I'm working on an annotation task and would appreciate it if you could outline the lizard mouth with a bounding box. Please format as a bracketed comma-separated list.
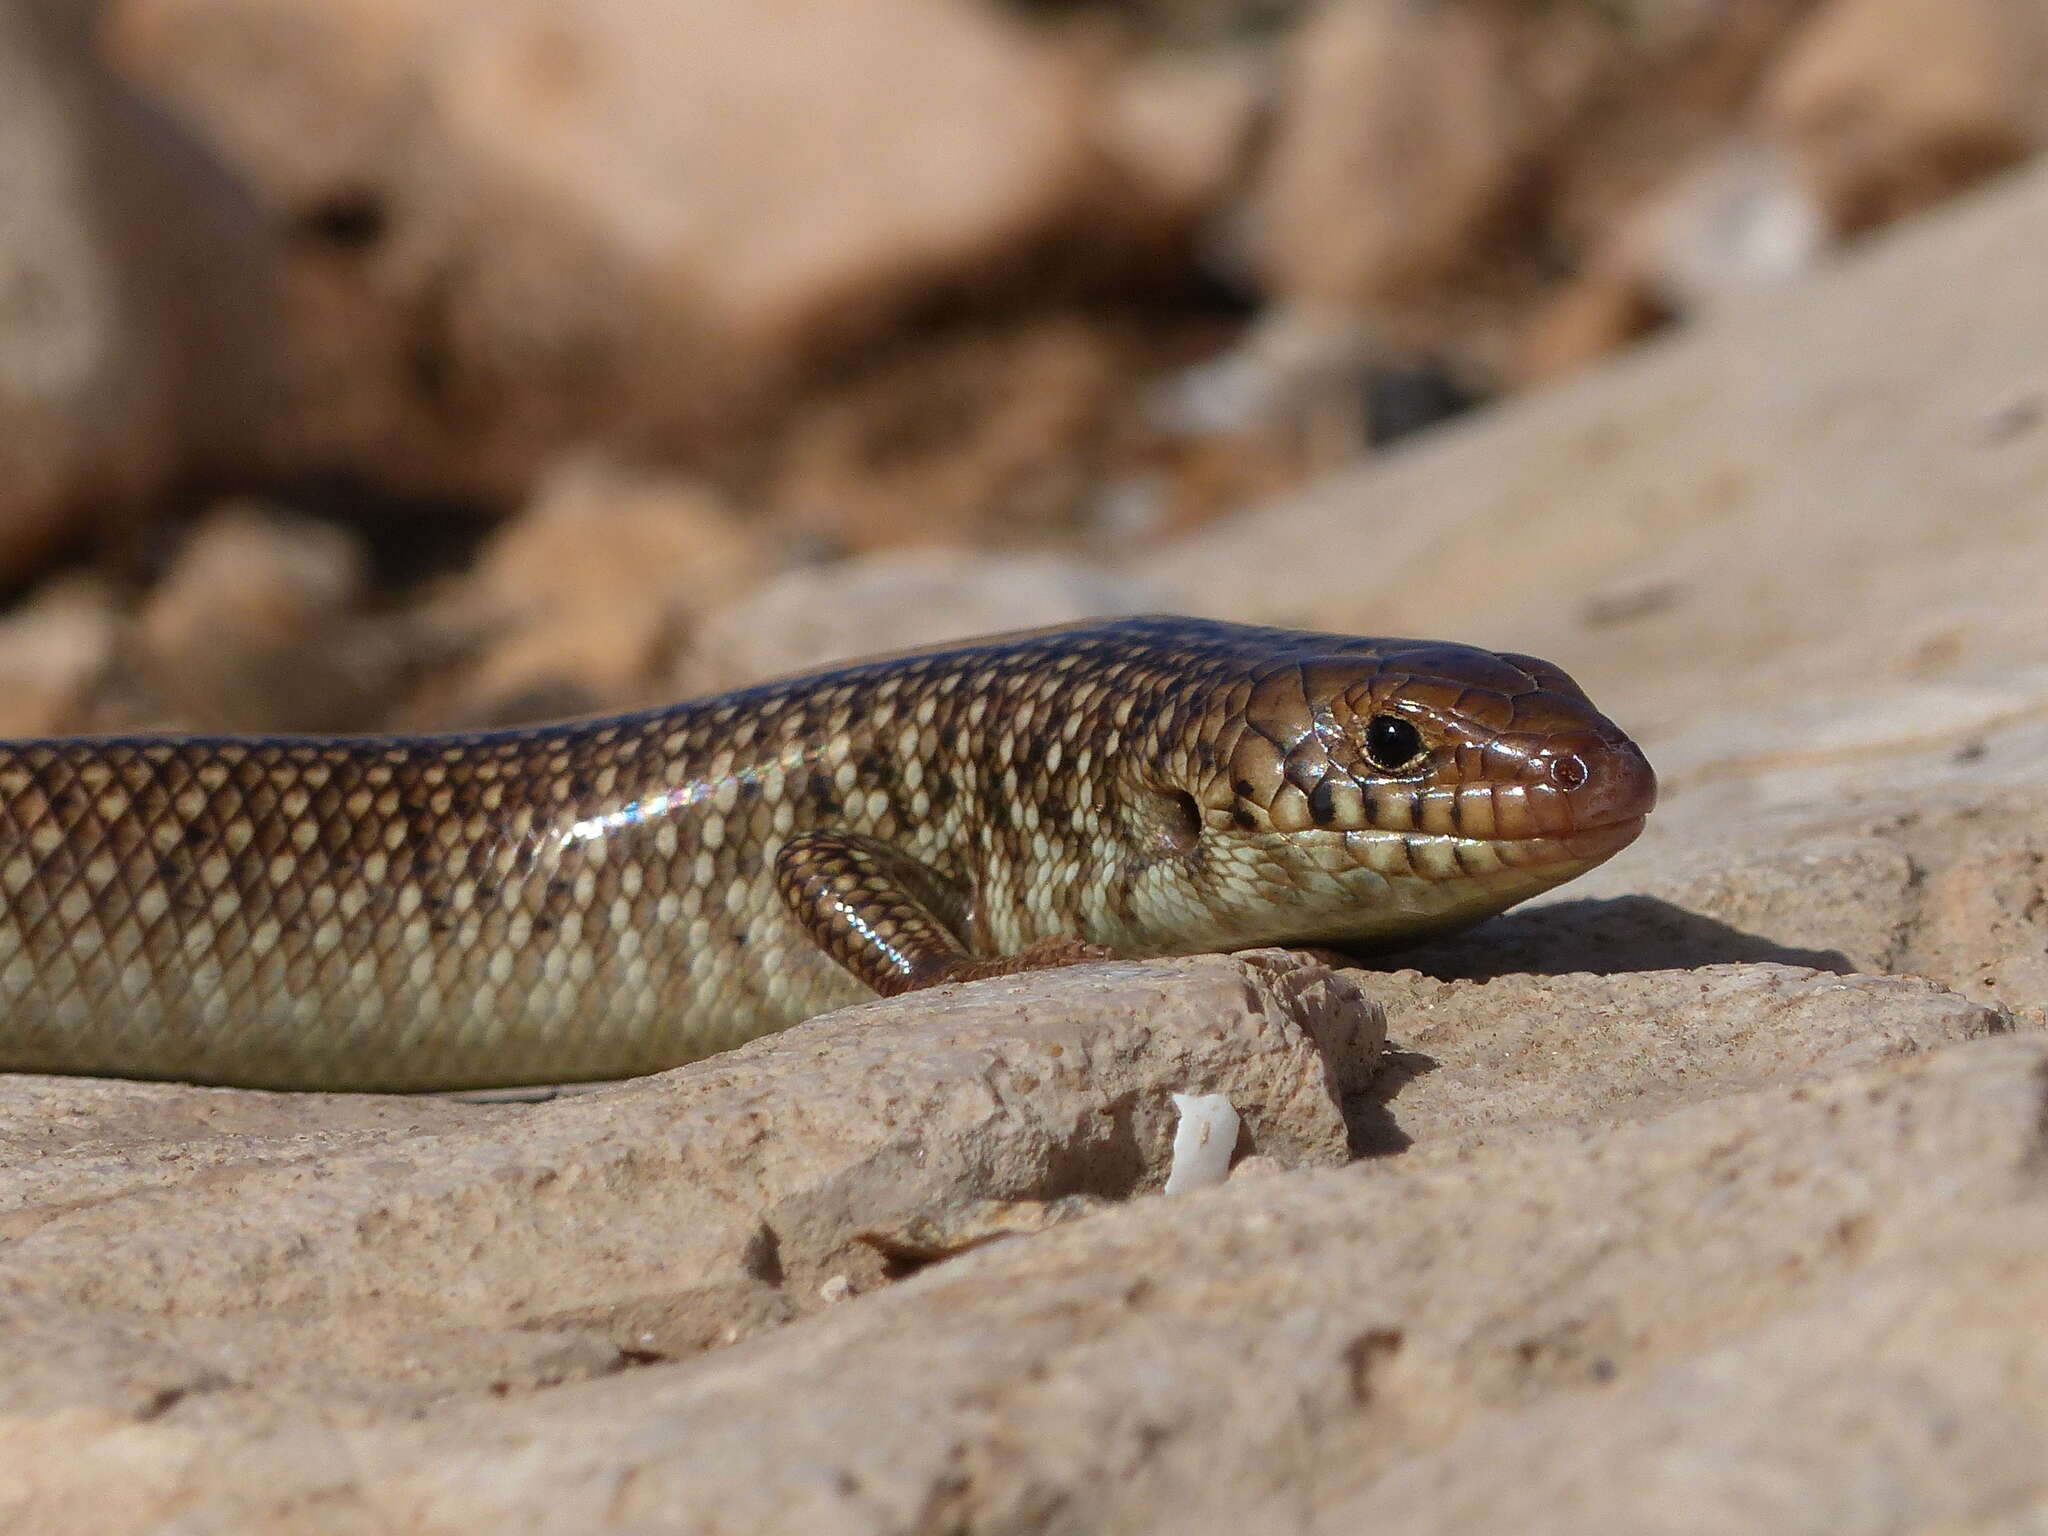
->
[1557, 813, 1650, 863]
[1339, 739, 1659, 859]
[1486, 738, 1657, 864]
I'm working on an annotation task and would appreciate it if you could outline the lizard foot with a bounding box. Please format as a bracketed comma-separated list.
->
[929, 937, 1121, 988]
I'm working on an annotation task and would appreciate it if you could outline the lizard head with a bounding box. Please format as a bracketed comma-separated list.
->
[1148, 637, 1657, 952]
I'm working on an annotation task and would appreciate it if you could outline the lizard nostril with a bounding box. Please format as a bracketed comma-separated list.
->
[1555, 741, 1659, 832]
[1549, 753, 1589, 791]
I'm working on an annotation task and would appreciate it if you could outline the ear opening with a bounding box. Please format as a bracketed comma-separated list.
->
[1158, 789, 1203, 858]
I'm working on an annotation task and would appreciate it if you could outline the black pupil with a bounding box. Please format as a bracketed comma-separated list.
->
[1365, 714, 1423, 770]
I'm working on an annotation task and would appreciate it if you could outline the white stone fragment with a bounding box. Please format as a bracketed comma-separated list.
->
[1164, 1093, 1240, 1194]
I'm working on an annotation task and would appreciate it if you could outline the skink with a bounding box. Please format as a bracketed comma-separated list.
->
[0, 617, 1655, 1089]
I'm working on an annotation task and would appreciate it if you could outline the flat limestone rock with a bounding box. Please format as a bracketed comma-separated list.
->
[1354, 963, 2009, 1152]
[1356, 1211, 2048, 1534]
[31, 1028, 2040, 1534]
[1404, 780, 2048, 1032]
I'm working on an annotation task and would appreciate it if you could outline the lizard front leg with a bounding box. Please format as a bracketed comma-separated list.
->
[773, 830, 1115, 997]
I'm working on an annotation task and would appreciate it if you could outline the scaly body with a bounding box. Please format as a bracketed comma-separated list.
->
[0, 618, 1654, 1089]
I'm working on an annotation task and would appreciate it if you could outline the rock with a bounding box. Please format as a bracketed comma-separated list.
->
[680, 547, 1171, 693]
[108, 0, 1097, 499]
[364, 1037, 2048, 1534]
[418, 459, 769, 726]
[1254, 0, 1531, 309]
[432, 0, 1088, 350]
[1352, 965, 2006, 1153]
[1761, 0, 2048, 234]
[1245, 0, 1833, 380]
[0, 2, 274, 586]
[1407, 781, 2048, 1035]
[1092, 46, 1266, 231]
[1352, 1216, 2048, 1532]
[0, 574, 124, 737]
[19, 1027, 2039, 1532]
[131, 500, 392, 732]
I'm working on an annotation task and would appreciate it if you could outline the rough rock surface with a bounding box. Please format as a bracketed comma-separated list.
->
[10, 148, 2048, 1536]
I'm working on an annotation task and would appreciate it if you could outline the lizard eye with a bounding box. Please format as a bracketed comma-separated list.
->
[1363, 714, 1425, 772]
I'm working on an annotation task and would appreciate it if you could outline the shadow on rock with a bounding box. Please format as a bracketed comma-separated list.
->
[1343, 1049, 1437, 1158]
[1378, 896, 1856, 983]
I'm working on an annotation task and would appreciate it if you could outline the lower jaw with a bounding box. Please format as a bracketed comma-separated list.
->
[1352, 822, 1646, 945]
[1556, 816, 1649, 863]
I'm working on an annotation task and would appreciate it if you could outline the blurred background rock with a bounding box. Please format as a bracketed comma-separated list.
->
[1, 0, 2043, 732]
